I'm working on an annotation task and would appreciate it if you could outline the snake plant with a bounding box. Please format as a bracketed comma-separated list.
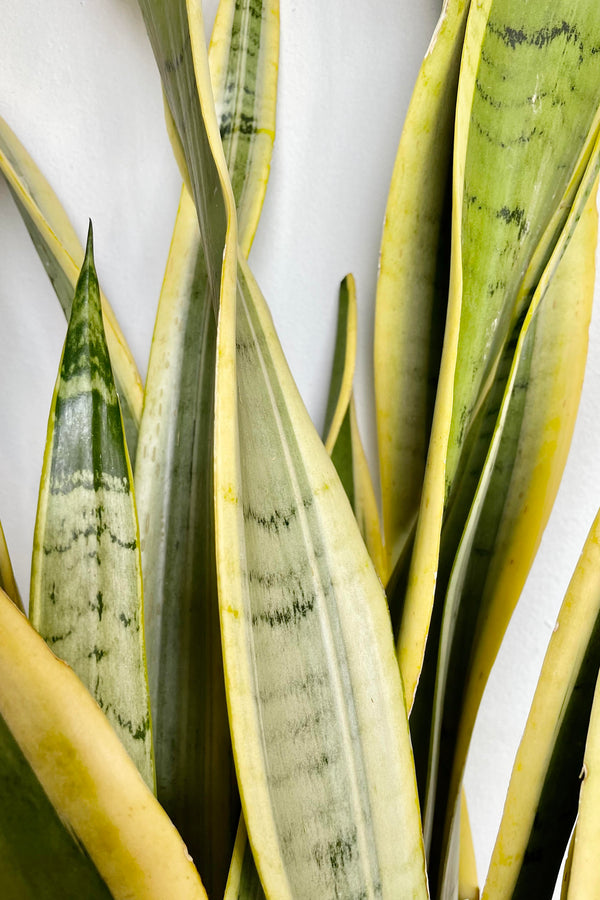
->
[1, 1, 600, 899]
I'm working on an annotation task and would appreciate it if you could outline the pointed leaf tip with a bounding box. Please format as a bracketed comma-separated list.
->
[84, 220, 94, 264]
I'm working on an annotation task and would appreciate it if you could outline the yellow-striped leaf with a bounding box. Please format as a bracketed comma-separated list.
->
[324, 275, 385, 581]
[0, 587, 206, 899]
[138, 1, 428, 895]
[399, 0, 600, 716]
[0, 116, 143, 460]
[483, 504, 600, 899]
[375, 0, 471, 581]
[134, 1, 279, 892]
[30, 226, 153, 790]
[0, 518, 22, 612]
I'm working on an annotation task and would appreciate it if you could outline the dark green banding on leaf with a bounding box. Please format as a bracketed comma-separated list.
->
[30, 224, 153, 791]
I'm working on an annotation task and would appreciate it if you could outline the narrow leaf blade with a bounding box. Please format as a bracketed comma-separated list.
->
[30, 227, 153, 789]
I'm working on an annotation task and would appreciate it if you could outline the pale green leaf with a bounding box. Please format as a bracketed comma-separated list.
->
[29, 226, 153, 790]
[210, 0, 279, 256]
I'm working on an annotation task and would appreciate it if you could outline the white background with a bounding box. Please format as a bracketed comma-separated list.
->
[1, 0, 599, 891]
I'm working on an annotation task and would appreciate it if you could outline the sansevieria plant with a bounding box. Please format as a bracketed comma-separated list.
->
[1, 1, 600, 899]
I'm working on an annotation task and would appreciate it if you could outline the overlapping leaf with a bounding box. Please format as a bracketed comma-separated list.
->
[375, 0, 471, 584]
[425, 175, 600, 898]
[399, 0, 600, 715]
[134, 0, 278, 892]
[483, 502, 600, 899]
[137, 1, 429, 895]
[324, 275, 385, 581]
[0, 587, 207, 899]
[0, 116, 142, 460]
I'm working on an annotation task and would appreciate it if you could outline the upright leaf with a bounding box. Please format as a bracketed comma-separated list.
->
[30, 226, 153, 789]
[483, 504, 600, 900]
[324, 275, 385, 581]
[135, 0, 279, 893]
[375, 0, 471, 581]
[399, 0, 600, 713]
[426, 173, 600, 897]
[565, 672, 600, 900]
[220, 257, 429, 898]
[139, 2, 428, 895]
[0, 518, 22, 611]
[210, 0, 279, 256]
[0, 116, 143, 460]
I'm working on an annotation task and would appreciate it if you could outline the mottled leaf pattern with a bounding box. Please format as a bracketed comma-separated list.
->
[30, 227, 153, 789]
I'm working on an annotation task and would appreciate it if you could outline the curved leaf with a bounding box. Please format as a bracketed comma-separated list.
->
[399, 0, 600, 713]
[135, 0, 279, 892]
[482, 503, 600, 899]
[0, 587, 206, 899]
[429, 161, 600, 898]
[209, 0, 279, 256]
[375, 0, 471, 580]
[0, 115, 143, 460]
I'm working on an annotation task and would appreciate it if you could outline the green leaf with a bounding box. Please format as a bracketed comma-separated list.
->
[224, 819, 267, 900]
[0, 518, 23, 612]
[139, 2, 428, 894]
[218, 253, 428, 898]
[134, 1, 279, 893]
[0, 115, 143, 461]
[375, 0, 471, 581]
[136, 185, 237, 895]
[30, 225, 153, 790]
[399, 0, 600, 714]
[324, 275, 385, 581]
[483, 503, 600, 900]
[427, 161, 600, 899]
[0, 588, 207, 899]
[210, 0, 279, 257]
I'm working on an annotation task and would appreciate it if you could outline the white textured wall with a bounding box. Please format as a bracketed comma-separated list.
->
[0, 1, 598, 891]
